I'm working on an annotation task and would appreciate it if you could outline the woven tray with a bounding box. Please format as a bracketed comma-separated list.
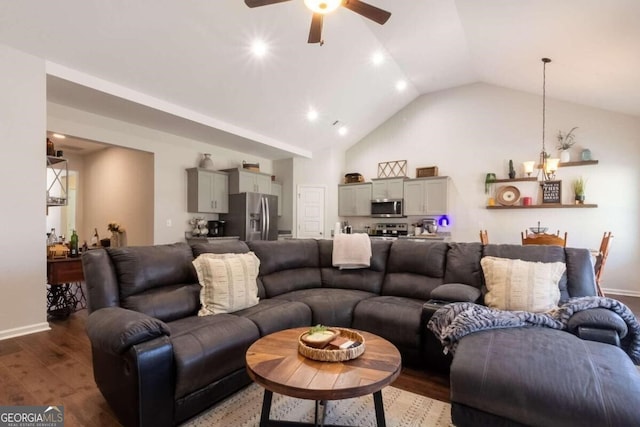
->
[298, 328, 365, 362]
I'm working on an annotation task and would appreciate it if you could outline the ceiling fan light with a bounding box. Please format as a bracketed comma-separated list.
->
[304, 0, 342, 14]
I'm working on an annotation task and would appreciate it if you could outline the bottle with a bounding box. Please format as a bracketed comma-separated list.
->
[70, 230, 79, 257]
[48, 228, 57, 245]
[91, 228, 99, 246]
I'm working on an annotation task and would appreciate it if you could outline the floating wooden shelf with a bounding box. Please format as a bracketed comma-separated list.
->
[487, 204, 598, 210]
[493, 177, 538, 183]
[536, 160, 599, 169]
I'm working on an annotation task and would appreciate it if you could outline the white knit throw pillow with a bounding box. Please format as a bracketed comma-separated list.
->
[481, 256, 565, 312]
[193, 252, 260, 315]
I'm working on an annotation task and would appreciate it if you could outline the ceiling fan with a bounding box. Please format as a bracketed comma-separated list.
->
[244, 0, 392, 44]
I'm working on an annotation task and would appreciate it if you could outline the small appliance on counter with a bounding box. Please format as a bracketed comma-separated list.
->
[422, 218, 438, 234]
[207, 220, 225, 237]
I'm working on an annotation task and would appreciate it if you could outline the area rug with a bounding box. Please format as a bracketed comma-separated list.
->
[182, 383, 452, 426]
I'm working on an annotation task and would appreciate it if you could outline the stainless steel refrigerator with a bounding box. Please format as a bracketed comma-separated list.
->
[221, 193, 278, 241]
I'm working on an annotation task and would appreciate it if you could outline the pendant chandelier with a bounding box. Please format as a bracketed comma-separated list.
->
[523, 58, 559, 182]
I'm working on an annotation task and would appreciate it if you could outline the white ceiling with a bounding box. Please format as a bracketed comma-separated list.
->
[2, 0, 639, 159]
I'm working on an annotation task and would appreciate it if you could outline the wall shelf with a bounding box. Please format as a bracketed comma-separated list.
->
[486, 204, 598, 210]
[493, 177, 538, 183]
[536, 160, 599, 169]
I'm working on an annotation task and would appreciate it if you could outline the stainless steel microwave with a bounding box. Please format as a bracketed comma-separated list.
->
[371, 199, 404, 218]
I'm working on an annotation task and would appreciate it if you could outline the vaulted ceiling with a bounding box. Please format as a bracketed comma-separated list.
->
[2, 0, 639, 159]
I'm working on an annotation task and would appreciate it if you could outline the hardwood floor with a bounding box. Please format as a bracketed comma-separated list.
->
[0, 310, 451, 426]
[1, 295, 637, 426]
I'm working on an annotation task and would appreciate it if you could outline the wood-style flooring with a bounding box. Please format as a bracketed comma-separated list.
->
[1, 294, 637, 427]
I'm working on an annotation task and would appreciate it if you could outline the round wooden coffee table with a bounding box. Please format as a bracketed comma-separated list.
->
[246, 327, 402, 427]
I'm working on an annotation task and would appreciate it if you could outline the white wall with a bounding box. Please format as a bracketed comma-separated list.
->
[346, 83, 640, 295]
[0, 44, 49, 338]
[47, 103, 273, 244]
[83, 146, 154, 246]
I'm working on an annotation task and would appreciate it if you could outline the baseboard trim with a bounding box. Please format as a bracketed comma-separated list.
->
[603, 288, 640, 298]
[0, 322, 50, 341]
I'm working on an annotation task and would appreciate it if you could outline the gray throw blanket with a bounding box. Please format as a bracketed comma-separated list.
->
[427, 296, 640, 364]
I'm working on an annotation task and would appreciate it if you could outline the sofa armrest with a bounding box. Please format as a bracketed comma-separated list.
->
[430, 283, 481, 303]
[566, 308, 628, 338]
[86, 307, 171, 355]
[576, 327, 621, 347]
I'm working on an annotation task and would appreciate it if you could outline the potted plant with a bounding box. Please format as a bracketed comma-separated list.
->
[557, 127, 578, 163]
[572, 176, 586, 204]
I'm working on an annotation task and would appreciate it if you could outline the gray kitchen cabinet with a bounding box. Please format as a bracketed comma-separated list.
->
[403, 177, 449, 216]
[271, 181, 282, 216]
[371, 178, 405, 200]
[338, 183, 372, 216]
[224, 168, 272, 194]
[186, 168, 229, 213]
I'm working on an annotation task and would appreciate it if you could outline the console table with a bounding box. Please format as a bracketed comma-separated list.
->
[47, 257, 86, 319]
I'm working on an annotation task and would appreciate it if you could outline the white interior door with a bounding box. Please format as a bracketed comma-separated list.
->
[296, 186, 325, 239]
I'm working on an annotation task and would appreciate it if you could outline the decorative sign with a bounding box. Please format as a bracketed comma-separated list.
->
[542, 180, 562, 204]
[377, 160, 407, 178]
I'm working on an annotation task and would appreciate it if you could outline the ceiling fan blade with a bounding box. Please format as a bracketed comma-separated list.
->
[342, 0, 391, 25]
[308, 13, 323, 44]
[244, 0, 293, 8]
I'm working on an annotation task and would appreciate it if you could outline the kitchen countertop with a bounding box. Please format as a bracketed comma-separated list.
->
[186, 236, 240, 242]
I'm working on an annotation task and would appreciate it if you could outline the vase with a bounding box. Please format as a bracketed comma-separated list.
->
[559, 149, 570, 163]
[110, 231, 120, 248]
[199, 153, 214, 169]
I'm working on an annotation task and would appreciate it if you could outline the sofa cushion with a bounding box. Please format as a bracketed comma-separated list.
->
[430, 283, 481, 303]
[481, 256, 565, 312]
[121, 283, 200, 322]
[248, 240, 321, 297]
[318, 239, 391, 293]
[450, 327, 640, 427]
[352, 296, 426, 350]
[168, 314, 259, 399]
[108, 242, 197, 299]
[273, 288, 375, 327]
[382, 241, 449, 299]
[232, 299, 312, 336]
[193, 252, 260, 315]
[190, 240, 250, 258]
[443, 242, 483, 289]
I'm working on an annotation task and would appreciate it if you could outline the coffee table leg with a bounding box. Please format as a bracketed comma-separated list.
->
[373, 391, 386, 427]
[260, 389, 273, 427]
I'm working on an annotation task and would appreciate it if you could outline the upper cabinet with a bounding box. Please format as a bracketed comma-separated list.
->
[270, 181, 282, 216]
[186, 168, 229, 213]
[224, 168, 272, 194]
[403, 177, 449, 216]
[371, 178, 405, 200]
[338, 183, 372, 216]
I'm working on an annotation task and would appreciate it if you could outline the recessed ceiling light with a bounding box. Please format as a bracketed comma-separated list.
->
[338, 126, 348, 136]
[307, 108, 319, 122]
[251, 39, 268, 57]
[395, 80, 408, 92]
[371, 51, 384, 66]
[52, 133, 66, 139]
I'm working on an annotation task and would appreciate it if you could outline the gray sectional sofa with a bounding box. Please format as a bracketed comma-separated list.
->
[82, 238, 639, 427]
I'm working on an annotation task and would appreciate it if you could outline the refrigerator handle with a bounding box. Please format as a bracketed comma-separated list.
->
[261, 196, 267, 240]
[265, 197, 270, 240]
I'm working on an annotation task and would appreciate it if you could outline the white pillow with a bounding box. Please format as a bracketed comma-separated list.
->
[193, 252, 260, 316]
[480, 256, 565, 313]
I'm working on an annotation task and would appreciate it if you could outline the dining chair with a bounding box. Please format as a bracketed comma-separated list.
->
[594, 232, 613, 297]
[521, 231, 568, 247]
[479, 230, 489, 245]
